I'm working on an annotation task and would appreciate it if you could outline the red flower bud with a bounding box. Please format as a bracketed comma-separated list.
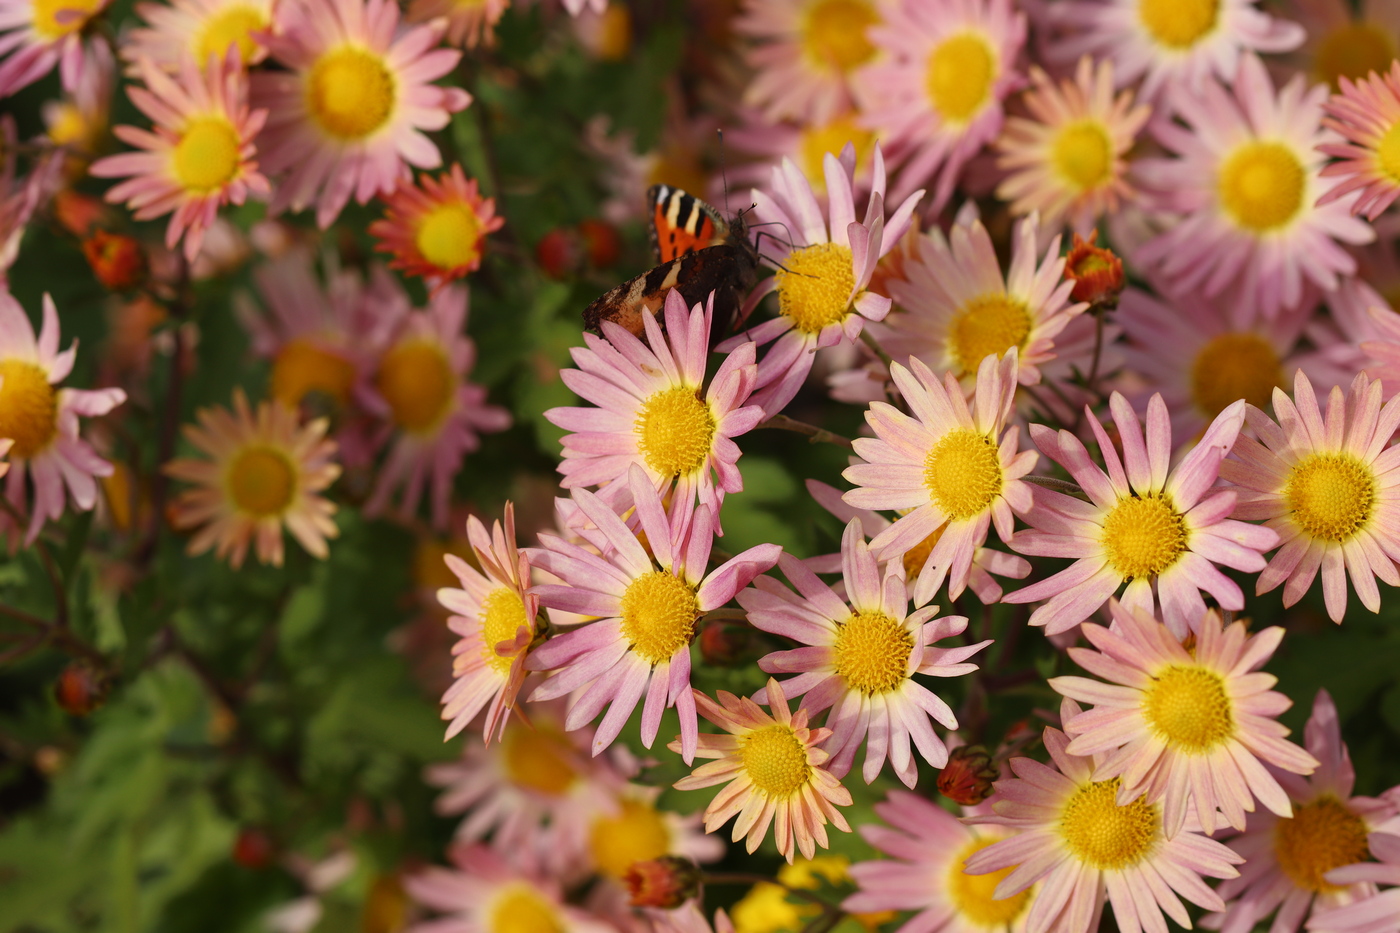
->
[699, 622, 751, 667]
[536, 227, 581, 280]
[232, 827, 275, 870]
[1063, 231, 1124, 308]
[83, 230, 148, 291]
[624, 856, 700, 909]
[937, 745, 998, 806]
[54, 661, 110, 716]
[578, 218, 621, 268]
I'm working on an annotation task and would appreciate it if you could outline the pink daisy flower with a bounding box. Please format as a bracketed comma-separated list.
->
[724, 108, 880, 201]
[527, 465, 781, 763]
[547, 289, 764, 526]
[1219, 369, 1400, 622]
[842, 350, 1037, 606]
[1004, 392, 1279, 637]
[1042, 0, 1302, 103]
[582, 783, 725, 883]
[1318, 63, 1400, 220]
[1278, 0, 1400, 92]
[91, 53, 270, 261]
[1307, 831, 1400, 933]
[719, 144, 922, 417]
[964, 698, 1245, 933]
[1134, 54, 1374, 321]
[1208, 689, 1398, 933]
[845, 789, 1033, 933]
[362, 283, 510, 529]
[369, 164, 504, 295]
[1050, 600, 1318, 839]
[437, 502, 540, 743]
[250, 0, 471, 227]
[121, 0, 276, 73]
[670, 677, 853, 863]
[740, 518, 990, 786]
[734, 0, 884, 125]
[995, 57, 1151, 235]
[854, 0, 1026, 208]
[404, 0, 506, 48]
[0, 291, 125, 544]
[0, 0, 109, 98]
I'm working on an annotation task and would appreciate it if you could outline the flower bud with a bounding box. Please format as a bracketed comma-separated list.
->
[699, 622, 751, 667]
[937, 744, 998, 806]
[83, 230, 148, 291]
[536, 227, 581, 280]
[578, 218, 621, 268]
[624, 856, 701, 909]
[1063, 231, 1124, 308]
[232, 827, 275, 870]
[54, 661, 110, 716]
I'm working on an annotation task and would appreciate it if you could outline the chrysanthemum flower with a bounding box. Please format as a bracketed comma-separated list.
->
[854, 0, 1025, 208]
[843, 351, 1036, 606]
[1219, 369, 1400, 622]
[995, 57, 1150, 235]
[165, 389, 340, 568]
[250, 0, 471, 228]
[670, 677, 853, 863]
[122, 0, 275, 72]
[741, 519, 989, 786]
[0, 291, 124, 543]
[362, 284, 510, 529]
[404, 0, 506, 48]
[1134, 54, 1374, 321]
[437, 503, 539, 743]
[734, 0, 884, 125]
[877, 213, 1086, 389]
[528, 466, 781, 763]
[91, 53, 269, 261]
[965, 698, 1244, 933]
[1279, 0, 1400, 91]
[845, 789, 1033, 933]
[369, 165, 502, 295]
[1004, 392, 1278, 636]
[1318, 63, 1400, 220]
[1307, 831, 1400, 933]
[548, 289, 764, 524]
[1050, 601, 1318, 838]
[719, 144, 922, 417]
[1208, 690, 1397, 933]
[0, 0, 109, 98]
[584, 784, 724, 882]
[725, 109, 879, 200]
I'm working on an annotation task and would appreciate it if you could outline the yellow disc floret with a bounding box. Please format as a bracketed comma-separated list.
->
[801, 0, 879, 73]
[776, 243, 856, 334]
[833, 610, 914, 695]
[1101, 493, 1188, 579]
[0, 360, 58, 459]
[306, 46, 396, 140]
[1059, 778, 1158, 870]
[489, 884, 565, 933]
[31, 0, 103, 40]
[589, 799, 672, 878]
[1138, 0, 1218, 48]
[1314, 22, 1398, 90]
[619, 570, 699, 665]
[1285, 453, 1376, 543]
[799, 116, 877, 192]
[1273, 796, 1371, 892]
[924, 429, 1004, 520]
[1052, 121, 1114, 192]
[926, 33, 994, 124]
[1189, 333, 1282, 417]
[173, 118, 242, 193]
[949, 838, 1033, 926]
[741, 724, 812, 798]
[478, 586, 530, 676]
[1218, 141, 1306, 233]
[271, 338, 357, 409]
[196, 4, 268, 64]
[501, 722, 577, 796]
[1143, 665, 1235, 752]
[415, 202, 484, 271]
[376, 339, 455, 434]
[227, 446, 296, 516]
[1378, 121, 1400, 185]
[948, 294, 1033, 375]
[634, 386, 715, 478]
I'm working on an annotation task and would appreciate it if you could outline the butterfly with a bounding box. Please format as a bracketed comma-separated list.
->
[582, 184, 760, 340]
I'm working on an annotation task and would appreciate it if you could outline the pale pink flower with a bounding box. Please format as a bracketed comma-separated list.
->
[964, 698, 1245, 933]
[724, 107, 880, 201]
[1050, 601, 1318, 838]
[670, 677, 853, 863]
[121, 0, 276, 73]
[251, 0, 471, 227]
[1307, 831, 1400, 933]
[527, 466, 781, 763]
[91, 53, 270, 261]
[1004, 393, 1278, 637]
[405, 0, 507, 47]
[0, 291, 125, 544]
[1318, 63, 1400, 219]
[1219, 369, 1400, 622]
[1278, 0, 1400, 92]
[1209, 690, 1397, 933]
[0, 0, 109, 98]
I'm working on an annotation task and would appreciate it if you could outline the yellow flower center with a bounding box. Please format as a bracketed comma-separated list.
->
[832, 610, 914, 695]
[414, 202, 484, 272]
[1060, 778, 1158, 870]
[489, 884, 565, 933]
[376, 339, 455, 434]
[926, 33, 994, 124]
[924, 429, 1004, 521]
[270, 338, 357, 409]
[619, 570, 699, 665]
[1052, 120, 1113, 191]
[306, 46, 396, 141]
[1378, 121, 1400, 185]
[0, 360, 58, 459]
[195, 4, 267, 64]
[776, 243, 856, 335]
[634, 385, 715, 478]
[741, 724, 812, 798]
[501, 722, 578, 796]
[1285, 453, 1377, 543]
[901, 525, 947, 579]
[1100, 493, 1188, 579]
[588, 799, 672, 879]
[948, 294, 1033, 375]
[1138, 0, 1218, 48]
[172, 118, 242, 193]
[478, 586, 530, 676]
[227, 446, 296, 517]
[801, 0, 879, 72]
[1273, 796, 1371, 893]
[1314, 22, 1398, 90]
[949, 838, 1033, 926]
[1142, 665, 1234, 752]
[1189, 333, 1282, 418]
[799, 116, 877, 194]
[31, 0, 102, 40]
[732, 882, 816, 933]
[1217, 141, 1306, 233]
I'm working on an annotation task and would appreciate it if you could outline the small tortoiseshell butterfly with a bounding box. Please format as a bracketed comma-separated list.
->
[583, 184, 760, 339]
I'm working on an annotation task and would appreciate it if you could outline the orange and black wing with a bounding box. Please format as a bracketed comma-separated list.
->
[648, 184, 730, 263]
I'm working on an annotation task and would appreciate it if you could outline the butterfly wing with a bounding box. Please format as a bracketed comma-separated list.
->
[583, 241, 759, 340]
[648, 184, 731, 262]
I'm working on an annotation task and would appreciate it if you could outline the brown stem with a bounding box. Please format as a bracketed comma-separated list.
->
[859, 328, 894, 370]
[757, 415, 854, 449]
[1022, 474, 1090, 502]
[0, 603, 49, 630]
